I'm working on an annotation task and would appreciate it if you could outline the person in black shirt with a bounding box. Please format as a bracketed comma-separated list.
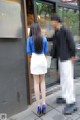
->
[51, 13, 77, 115]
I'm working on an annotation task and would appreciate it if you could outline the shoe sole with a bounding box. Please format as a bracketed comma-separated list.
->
[56, 101, 66, 104]
[37, 113, 42, 117]
[42, 110, 46, 115]
[56, 98, 66, 104]
[37, 111, 42, 117]
[63, 107, 78, 115]
[42, 112, 46, 115]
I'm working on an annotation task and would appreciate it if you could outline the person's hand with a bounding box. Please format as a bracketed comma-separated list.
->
[71, 56, 77, 62]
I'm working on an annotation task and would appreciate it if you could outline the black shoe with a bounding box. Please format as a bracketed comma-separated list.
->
[56, 97, 66, 104]
[42, 104, 46, 114]
[63, 102, 78, 115]
[37, 106, 41, 117]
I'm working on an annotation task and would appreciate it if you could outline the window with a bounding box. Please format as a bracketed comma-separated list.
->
[64, 8, 79, 41]
[58, 6, 80, 78]
[36, 1, 55, 38]
[58, 6, 80, 44]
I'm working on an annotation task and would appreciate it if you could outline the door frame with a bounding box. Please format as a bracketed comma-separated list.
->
[25, 0, 57, 104]
[21, 0, 32, 105]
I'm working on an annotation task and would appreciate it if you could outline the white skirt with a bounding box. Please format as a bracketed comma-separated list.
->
[30, 53, 47, 75]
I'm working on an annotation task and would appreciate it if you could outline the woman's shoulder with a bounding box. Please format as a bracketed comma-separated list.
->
[27, 36, 33, 41]
[42, 36, 47, 42]
[27, 37, 33, 44]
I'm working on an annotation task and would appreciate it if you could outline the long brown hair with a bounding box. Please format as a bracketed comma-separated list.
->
[30, 23, 43, 54]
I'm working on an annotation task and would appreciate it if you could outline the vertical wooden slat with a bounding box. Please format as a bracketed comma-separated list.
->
[23, 0, 32, 104]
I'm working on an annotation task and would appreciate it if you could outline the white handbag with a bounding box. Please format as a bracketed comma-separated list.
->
[46, 56, 52, 68]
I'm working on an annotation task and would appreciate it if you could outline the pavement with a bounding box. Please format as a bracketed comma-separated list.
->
[8, 79, 80, 120]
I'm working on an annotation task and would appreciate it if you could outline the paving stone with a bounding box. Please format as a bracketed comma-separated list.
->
[8, 110, 33, 120]
[76, 97, 80, 106]
[75, 84, 80, 96]
[22, 117, 34, 120]
[22, 113, 39, 120]
[8, 81, 80, 120]
[55, 104, 65, 113]
[46, 98, 58, 109]
[76, 96, 80, 101]
[31, 103, 52, 117]
[75, 107, 80, 115]
[41, 109, 67, 120]
[65, 113, 80, 120]
[36, 118, 42, 120]
[46, 91, 62, 109]
[65, 118, 73, 120]
[8, 118, 17, 120]
[76, 117, 80, 120]
[11, 113, 38, 120]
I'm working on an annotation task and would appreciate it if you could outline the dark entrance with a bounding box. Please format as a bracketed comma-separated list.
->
[26, 0, 59, 103]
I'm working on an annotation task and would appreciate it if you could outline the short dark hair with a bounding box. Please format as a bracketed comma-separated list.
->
[51, 13, 62, 23]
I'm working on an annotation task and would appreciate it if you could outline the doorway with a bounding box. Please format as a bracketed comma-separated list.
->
[26, 0, 59, 103]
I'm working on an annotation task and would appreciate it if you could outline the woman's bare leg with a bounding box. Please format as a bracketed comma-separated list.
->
[40, 74, 46, 105]
[33, 75, 40, 106]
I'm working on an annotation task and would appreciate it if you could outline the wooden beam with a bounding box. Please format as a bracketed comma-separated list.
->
[23, 0, 32, 105]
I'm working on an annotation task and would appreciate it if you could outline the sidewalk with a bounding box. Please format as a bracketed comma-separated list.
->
[8, 79, 80, 120]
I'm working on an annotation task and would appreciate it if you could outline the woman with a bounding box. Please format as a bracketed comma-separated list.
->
[26, 22, 48, 115]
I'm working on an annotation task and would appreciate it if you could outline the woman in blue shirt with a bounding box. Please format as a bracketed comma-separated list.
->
[26, 23, 48, 116]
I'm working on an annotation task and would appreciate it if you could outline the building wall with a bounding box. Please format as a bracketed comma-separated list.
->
[0, 0, 28, 117]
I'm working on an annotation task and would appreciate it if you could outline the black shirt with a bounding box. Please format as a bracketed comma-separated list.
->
[49, 26, 76, 61]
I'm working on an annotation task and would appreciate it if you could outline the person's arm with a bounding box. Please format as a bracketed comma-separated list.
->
[47, 37, 53, 42]
[47, 35, 55, 42]
[44, 37, 48, 54]
[26, 37, 32, 55]
[65, 29, 76, 61]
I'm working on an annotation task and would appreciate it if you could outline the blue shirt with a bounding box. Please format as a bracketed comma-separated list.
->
[26, 36, 48, 55]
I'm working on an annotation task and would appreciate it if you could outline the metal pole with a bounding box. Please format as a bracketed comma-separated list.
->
[33, 0, 37, 22]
